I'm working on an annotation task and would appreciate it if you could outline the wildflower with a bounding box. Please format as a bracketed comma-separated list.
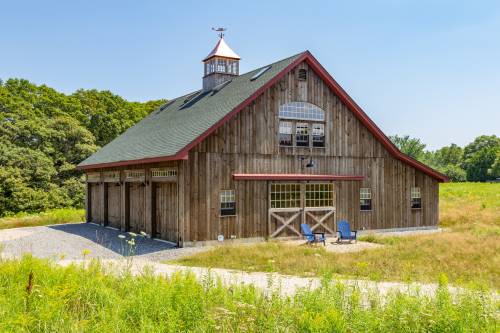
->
[82, 249, 91, 258]
[140, 231, 147, 237]
[128, 232, 137, 237]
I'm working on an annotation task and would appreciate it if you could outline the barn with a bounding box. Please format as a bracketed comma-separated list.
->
[77, 36, 447, 246]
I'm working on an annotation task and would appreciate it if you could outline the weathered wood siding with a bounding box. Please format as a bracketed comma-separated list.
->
[154, 182, 178, 242]
[85, 60, 439, 245]
[179, 61, 439, 242]
[107, 183, 121, 229]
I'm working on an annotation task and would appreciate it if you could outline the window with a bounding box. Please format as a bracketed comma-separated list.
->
[360, 188, 372, 211]
[270, 183, 301, 208]
[151, 168, 177, 178]
[216, 59, 226, 72]
[251, 65, 271, 80]
[312, 123, 325, 147]
[125, 170, 145, 181]
[103, 171, 120, 182]
[279, 121, 293, 146]
[220, 190, 236, 216]
[305, 183, 334, 207]
[279, 102, 325, 121]
[278, 102, 326, 148]
[411, 187, 421, 209]
[295, 123, 309, 147]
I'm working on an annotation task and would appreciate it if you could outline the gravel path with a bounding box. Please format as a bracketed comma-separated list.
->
[0, 223, 207, 261]
[57, 258, 464, 299]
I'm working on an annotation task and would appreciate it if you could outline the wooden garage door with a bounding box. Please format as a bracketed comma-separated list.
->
[155, 182, 178, 243]
[107, 183, 121, 229]
[129, 183, 146, 233]
[89, 183, 101, 224]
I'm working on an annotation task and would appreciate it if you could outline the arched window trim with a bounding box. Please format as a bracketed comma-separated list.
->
[278, 102, 326, 149]
[278, 102, 325, 121]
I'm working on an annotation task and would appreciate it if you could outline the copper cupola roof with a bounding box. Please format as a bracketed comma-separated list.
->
[203, 37, 241, 62]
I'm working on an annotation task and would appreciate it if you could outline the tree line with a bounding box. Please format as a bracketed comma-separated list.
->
[390, 135, 499, 182]
[0, 78, 498, 217]
[0, 78, 164, 217]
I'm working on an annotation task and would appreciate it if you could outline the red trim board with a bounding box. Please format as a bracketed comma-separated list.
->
[233, 174, 364, 181]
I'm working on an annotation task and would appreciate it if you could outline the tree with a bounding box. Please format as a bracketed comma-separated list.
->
[389, 135, 426, 160]
[0, 78, 164, 216]
[462, 135, 500, 181]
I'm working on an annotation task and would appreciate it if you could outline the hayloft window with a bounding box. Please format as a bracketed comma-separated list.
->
[312, 123, 325, 147]
[360, 188, 372, 211]
[220, 190, 236, 216]
[278, 102, 326, 148]
[295, 123, 309, 147]
[411, 187, 422, 209]
[279, 121, 293, 146]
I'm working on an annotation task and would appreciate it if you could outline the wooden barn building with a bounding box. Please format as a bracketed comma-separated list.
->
[78, 36, 447, 246]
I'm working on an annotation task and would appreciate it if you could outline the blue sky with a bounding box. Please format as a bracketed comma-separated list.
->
[1, 0, 499, 149]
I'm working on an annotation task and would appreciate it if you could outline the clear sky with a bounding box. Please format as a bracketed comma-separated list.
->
[1, 0, 499, 149]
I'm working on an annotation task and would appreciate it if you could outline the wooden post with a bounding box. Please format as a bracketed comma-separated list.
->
[102, 182, 108, 226]
[85, 182, 91, 223]
[144, 167, 154, 236]
[121, 177, 130, 232]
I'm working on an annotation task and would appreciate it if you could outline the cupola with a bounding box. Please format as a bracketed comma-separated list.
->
[202, 28, 240, 91]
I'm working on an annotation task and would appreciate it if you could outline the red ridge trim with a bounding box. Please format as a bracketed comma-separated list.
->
[233, 174, 364, 181]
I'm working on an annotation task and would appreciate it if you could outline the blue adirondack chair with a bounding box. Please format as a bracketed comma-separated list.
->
[301, 223, 326, 246]
[337, 220, 357, 243]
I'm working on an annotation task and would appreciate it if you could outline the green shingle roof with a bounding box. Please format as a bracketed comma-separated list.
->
[78, 52, 304, 168]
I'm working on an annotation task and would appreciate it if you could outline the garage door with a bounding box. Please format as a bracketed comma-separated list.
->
[107, 183, 121, 229]
[89, 183, 101, 224]
[154, 182, 178, 243]
[129, 183, 146, 233]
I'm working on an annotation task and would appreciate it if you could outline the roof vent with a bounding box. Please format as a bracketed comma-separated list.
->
[298, 69, 307, 81]
[250, 66, 271, 81]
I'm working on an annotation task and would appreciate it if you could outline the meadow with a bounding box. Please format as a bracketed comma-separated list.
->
[176, 183, 500, 289]
[0, 256, 497, 332]
[0, 208, 84, 230]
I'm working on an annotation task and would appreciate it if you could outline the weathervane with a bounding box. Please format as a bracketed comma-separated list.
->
[212, 27, 227, 38]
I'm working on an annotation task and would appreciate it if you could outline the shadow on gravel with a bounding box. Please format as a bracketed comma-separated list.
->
[49, 223, 176, 256]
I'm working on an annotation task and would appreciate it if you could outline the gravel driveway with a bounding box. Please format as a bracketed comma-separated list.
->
[0, 223, 207, 261]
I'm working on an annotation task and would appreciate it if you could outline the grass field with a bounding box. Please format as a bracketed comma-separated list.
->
[176, 183, 500, 289]
[0, 208, 85, 230]
[0, 256, 497, 332]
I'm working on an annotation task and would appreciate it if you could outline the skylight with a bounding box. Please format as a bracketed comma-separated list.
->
[250, 66, 271, 81]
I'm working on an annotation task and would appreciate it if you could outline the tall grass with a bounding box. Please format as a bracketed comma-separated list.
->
[177, 183, 500, 288]
[0, 208, 84, 230]
[0, 256, 497, 332]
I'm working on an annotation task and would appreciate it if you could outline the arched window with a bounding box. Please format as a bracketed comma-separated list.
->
[278, 102, 325, 148]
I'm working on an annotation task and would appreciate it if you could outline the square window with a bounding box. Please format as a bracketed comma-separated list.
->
[220, 190, 236, 216]
[360, 188, 372, 211]
[411, 187, 421, 209]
